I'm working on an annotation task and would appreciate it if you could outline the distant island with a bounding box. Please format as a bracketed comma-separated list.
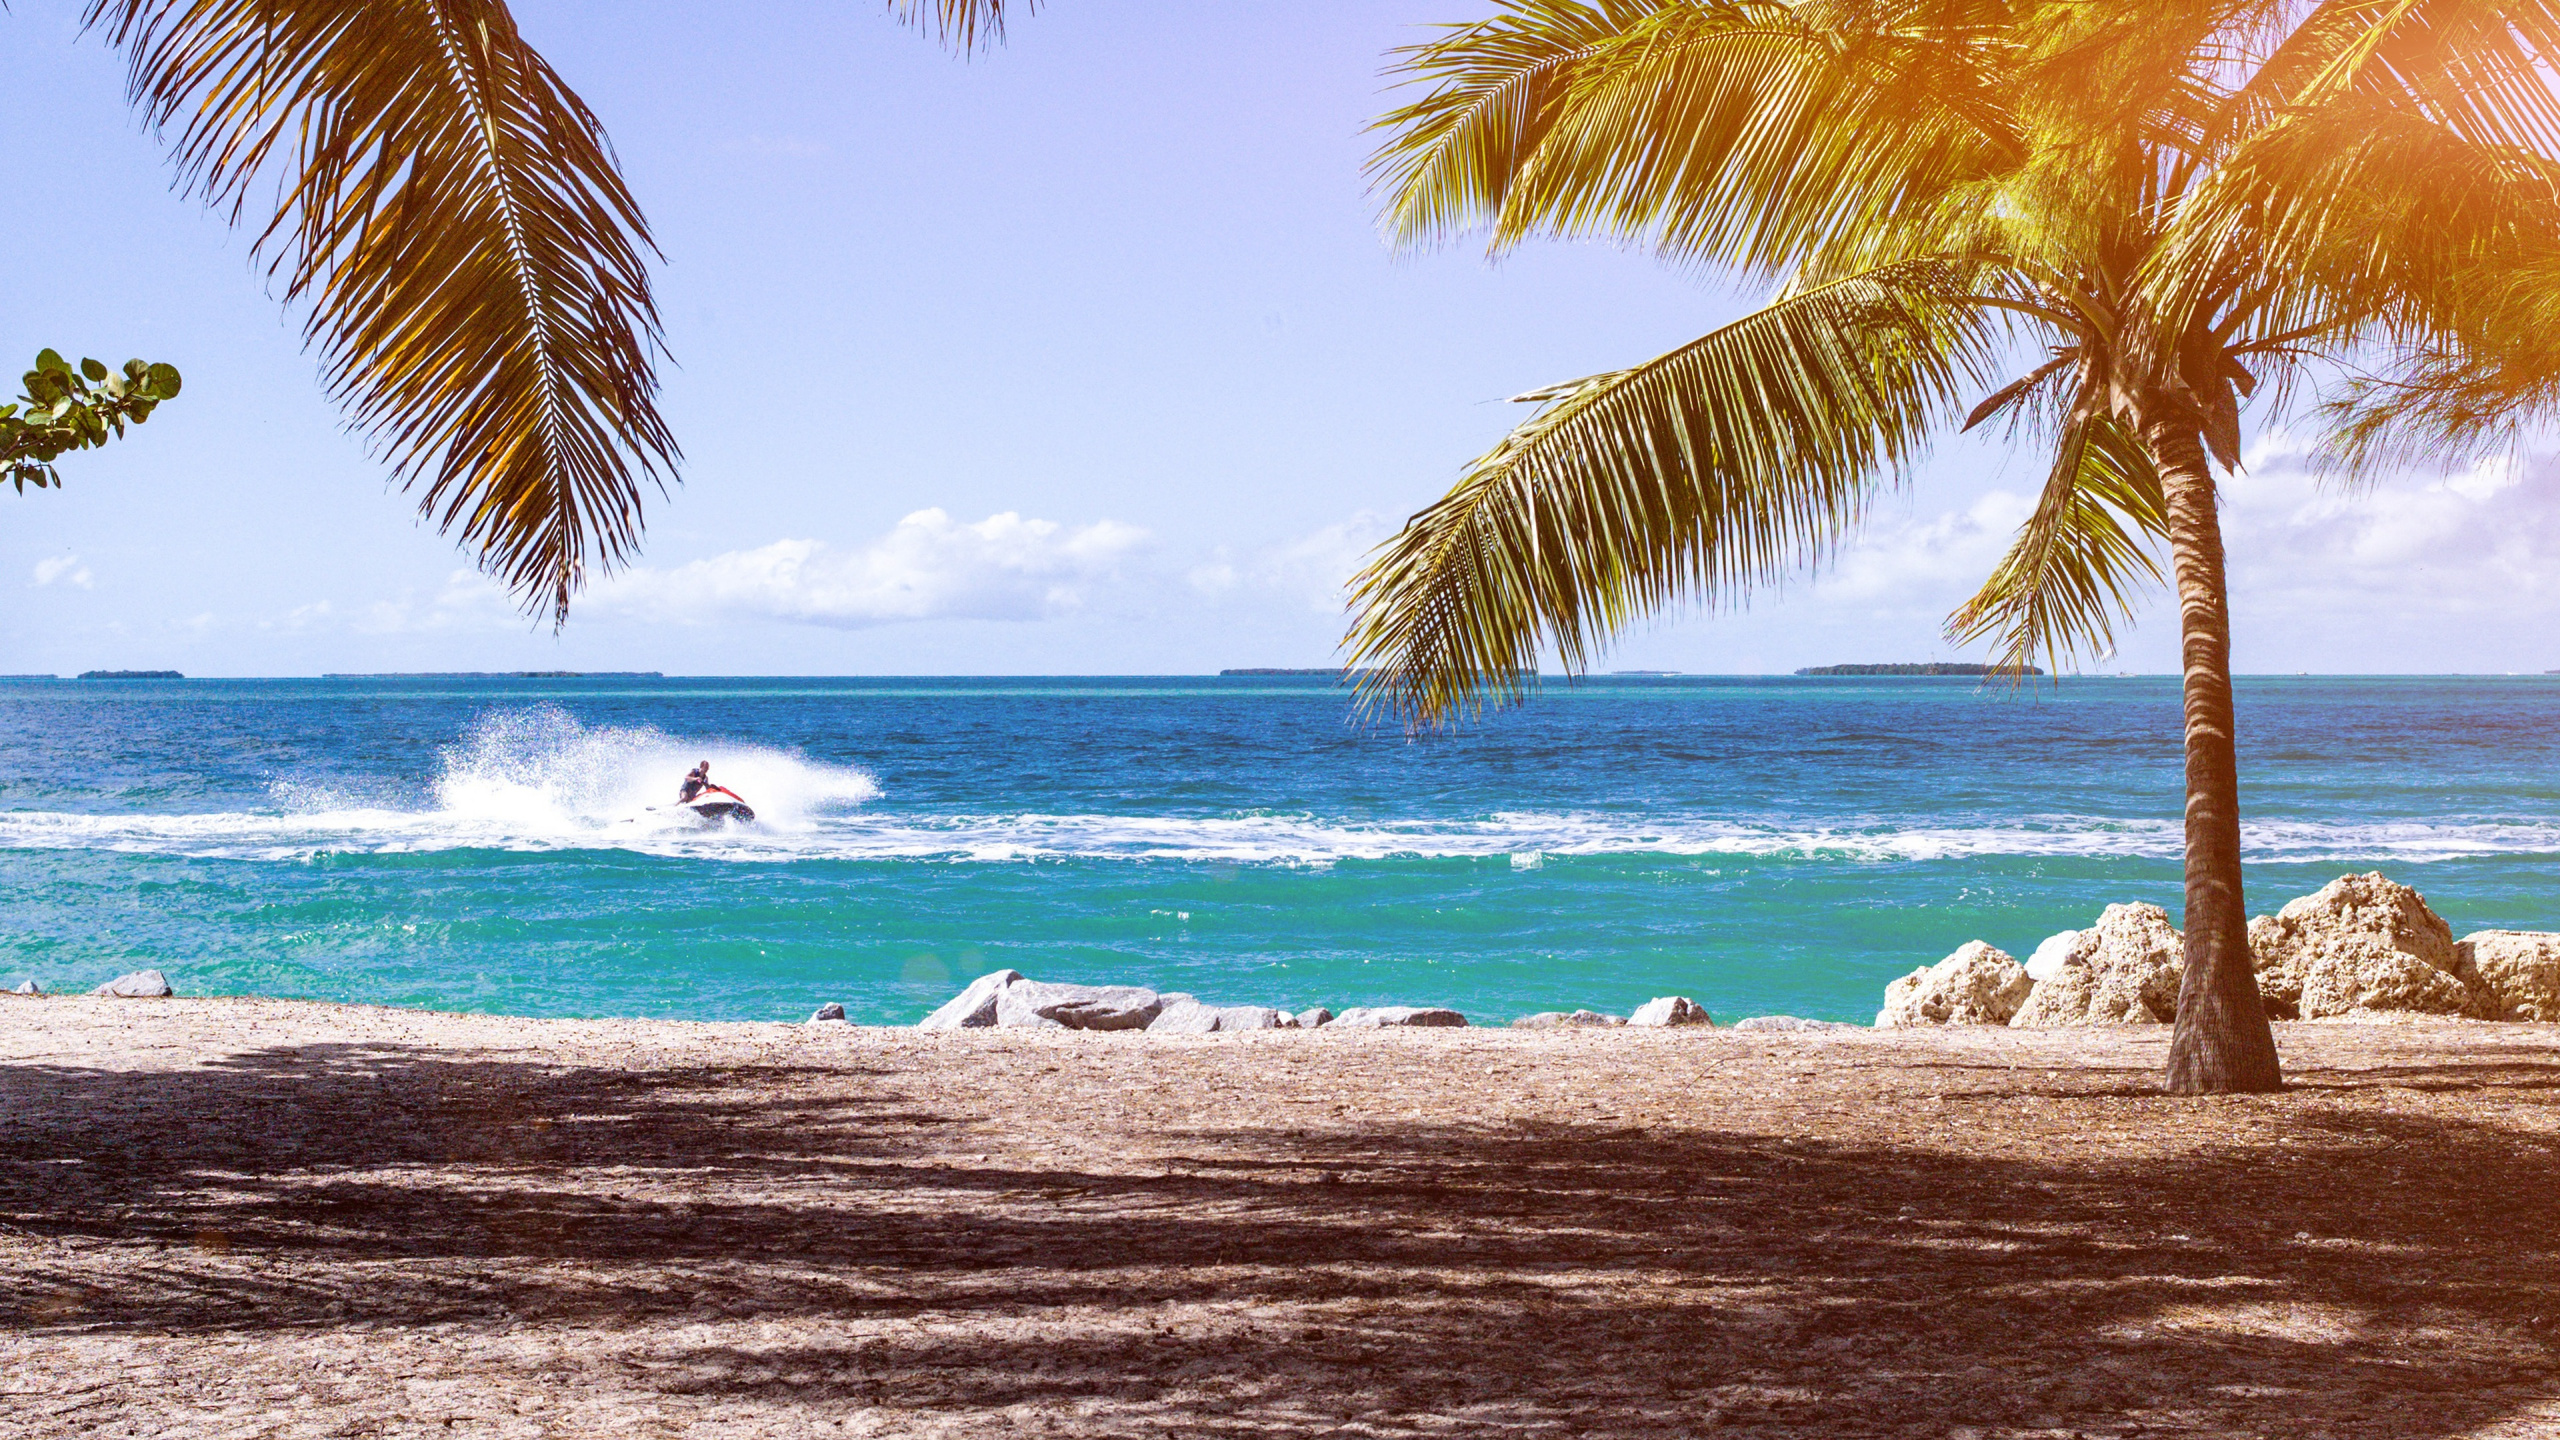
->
[1219, 668, 1352, 677]
[79, 670, 183, 680]
[320, 671, 665, 680]
[1795, 663, 2042, 677]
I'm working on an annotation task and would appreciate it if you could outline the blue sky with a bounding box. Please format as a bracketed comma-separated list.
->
[9, 0, 2557, 676]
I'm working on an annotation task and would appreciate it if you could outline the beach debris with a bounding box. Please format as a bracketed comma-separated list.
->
[2010, 907, 2181, 1027]
[1512, 1009, 1626, 1029]
[1329, 1006, 1468, 1029]
[1295, 1007, 1333, 1029]
[1149, 1000, 1294, 1033]
[8, 979, 40, 996]
[1877, 942, 2032, 1027]
[808, 1002, 849, 1025]
[1731, 1015, 1862, 1032]
[1628, 996, 1713, 1027]
[2249, 873, 2483, 1020]
[88, 969, 173, 999]
[2457, 931, 2560, 1022]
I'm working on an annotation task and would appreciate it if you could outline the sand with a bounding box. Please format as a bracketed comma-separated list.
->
[4, 997, 2558, 1438]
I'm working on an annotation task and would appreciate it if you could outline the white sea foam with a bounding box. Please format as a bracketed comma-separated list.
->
[3, 704, 2553, 864]
[3, 800, 2559, 866]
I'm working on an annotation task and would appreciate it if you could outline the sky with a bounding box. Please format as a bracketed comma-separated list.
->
[8, 0, 2558, 677]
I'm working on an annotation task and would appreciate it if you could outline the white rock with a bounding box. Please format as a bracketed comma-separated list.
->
[993, 980, 1166, 1031]
[1294, 1007, 1333, 1029]
[2010, 906, 2182, 1027]
[808, 1002, 847, 1024]
[917, 969, 1025, 1030]
[1148, 998, 1223, 1033]
[2024, 930, 2083, 982]
[1511, 1010, 1627, 1029]
[1731, 1015, 1862, 1033]
[2458, 931, 2560, 1022]
[1329, 1006, 1468, 1029]
[8, 980, 39, 997]
[89, 969, 173, 999]
[2247, 873, 2482, 1020]
[1877, 942, 2031, 1026]
[1147, 1000, 1292, 1033]
[1628, 996, 1713, 1027]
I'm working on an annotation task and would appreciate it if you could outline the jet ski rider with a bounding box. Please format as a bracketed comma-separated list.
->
[677, 761, 711, 804]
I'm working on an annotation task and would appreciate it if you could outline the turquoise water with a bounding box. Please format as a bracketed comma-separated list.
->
[3, 675, 2556, 1024]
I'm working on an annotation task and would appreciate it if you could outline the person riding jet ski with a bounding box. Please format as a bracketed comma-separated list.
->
[675, 761, 754, 823]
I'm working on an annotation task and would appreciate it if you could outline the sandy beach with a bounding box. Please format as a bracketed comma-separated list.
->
[1, 999, 2555, 1438]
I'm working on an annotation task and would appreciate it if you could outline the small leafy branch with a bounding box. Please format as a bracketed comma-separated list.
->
[2, 350, 183, 494]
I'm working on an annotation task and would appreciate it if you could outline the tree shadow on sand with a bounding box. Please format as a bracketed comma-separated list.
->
[4, 1039, 2558, 1437]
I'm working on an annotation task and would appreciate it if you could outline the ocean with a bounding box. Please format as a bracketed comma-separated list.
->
[3, 674, 2555, 1025]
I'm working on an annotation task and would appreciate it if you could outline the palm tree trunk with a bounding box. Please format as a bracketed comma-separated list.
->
[2139, 406, 2283, 1094]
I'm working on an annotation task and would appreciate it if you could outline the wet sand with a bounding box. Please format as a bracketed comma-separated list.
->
[4, 997, 2558, 1438]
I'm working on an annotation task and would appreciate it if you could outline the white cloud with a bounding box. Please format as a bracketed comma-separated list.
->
[1813, 491, 2036, 608]
[597, 509, 1150, 628]
[2217, 437, 2560, 620]
[32, 555, 92, 590]
[1190, 511, 1396, 613]
[353, 571, 522, 636]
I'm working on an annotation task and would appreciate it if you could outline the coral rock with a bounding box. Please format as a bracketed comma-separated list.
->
[2458, 931, 2560, 1022]
[1878, 942, 2032, 1026]
[2010, 906, 2182, 1028]
[89, 969, 174, 999]
[1627, 996, 1713, 1027]
[2247, 873, 2484, 1020]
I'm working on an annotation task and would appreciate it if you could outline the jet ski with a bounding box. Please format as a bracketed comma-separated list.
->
[688, 797, 756, 824]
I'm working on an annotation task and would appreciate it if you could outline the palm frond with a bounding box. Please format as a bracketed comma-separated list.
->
[1369, 0, 1657, 249]
[88, 0, 675, 623]
[2276, 0, 2560, 155]
[2155, 90, 2560, 395]
[1946, 406, 2167, 673]
[1371, 0, 2020, 274]
[1345, 258, 2004, 726]
[887, 0, 1033, 54]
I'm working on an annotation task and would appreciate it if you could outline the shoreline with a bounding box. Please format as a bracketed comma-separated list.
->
[15, 988, 2548, 1034]
[7, 997, 2559, 1436]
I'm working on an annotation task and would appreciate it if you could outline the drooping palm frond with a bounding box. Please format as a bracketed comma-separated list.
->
[2154, 91, 2560, 426]
[1371, 0, 2020, 273]
[87, 0, 674, 624]
[888, 0, 1034, 54]
[2316, 239, 2560, 469]
[1946, 406, 2167, 673]
[1345, 259, 2004, 725]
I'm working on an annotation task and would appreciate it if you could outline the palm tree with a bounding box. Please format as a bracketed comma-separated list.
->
[45, 0, 1029, 621]
[1345, 0, 2560, 1093]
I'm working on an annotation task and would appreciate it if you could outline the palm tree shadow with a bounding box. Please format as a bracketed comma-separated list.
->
[4, 1039, 2556, 1437]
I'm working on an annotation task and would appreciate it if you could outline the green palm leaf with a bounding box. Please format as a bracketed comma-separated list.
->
[1946, 407, 2166, 674]
[89, 0, 674, 624]
[1373, 0, 2019, 274]
[1345, 258, 2003, 725]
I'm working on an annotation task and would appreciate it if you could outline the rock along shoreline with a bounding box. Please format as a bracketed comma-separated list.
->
[17, 872, 2556, 1036]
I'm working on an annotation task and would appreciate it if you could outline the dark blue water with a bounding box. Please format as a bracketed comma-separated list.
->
[2, 675, 2554, 1024]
